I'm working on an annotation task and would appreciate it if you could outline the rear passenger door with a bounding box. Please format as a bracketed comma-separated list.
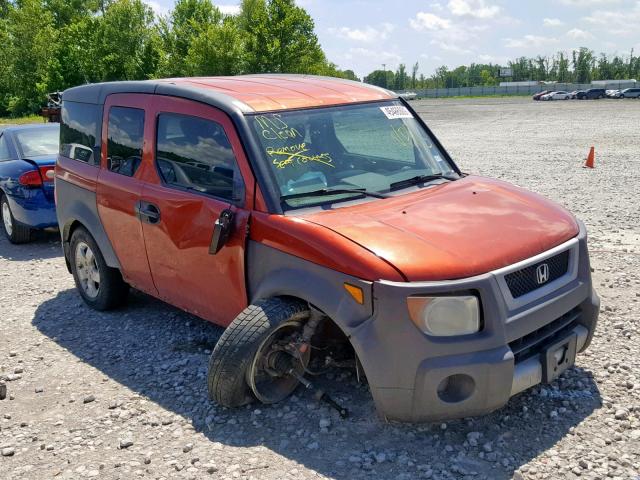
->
[140, 97, 254, 326]
[96, 94, 157, 295]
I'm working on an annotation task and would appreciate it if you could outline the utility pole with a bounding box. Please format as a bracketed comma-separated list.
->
[382, 64, 387, 88]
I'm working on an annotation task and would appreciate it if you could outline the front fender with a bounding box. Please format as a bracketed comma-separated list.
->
[247, 241, 373, 331]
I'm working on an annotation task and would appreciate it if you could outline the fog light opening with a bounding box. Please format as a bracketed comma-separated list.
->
[437, 374, 475, 403]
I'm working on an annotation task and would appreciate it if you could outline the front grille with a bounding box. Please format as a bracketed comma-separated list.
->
[504, 250, 570, 298]
[509, 308, 580, 363]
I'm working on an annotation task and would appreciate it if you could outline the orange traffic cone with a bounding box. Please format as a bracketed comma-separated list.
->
[583, 147, 595, 168]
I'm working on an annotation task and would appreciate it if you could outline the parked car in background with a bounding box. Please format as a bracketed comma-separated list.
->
[541, 91, 571, 101]
[0, 124, 59, 243]
[532, 90, 551, 100]
[569, 90, 580, 99]
[576, 89, 606, 100]
[605, 89, 619, 98]
[611, 88, 640, 99]
[56, 76, 599, 423]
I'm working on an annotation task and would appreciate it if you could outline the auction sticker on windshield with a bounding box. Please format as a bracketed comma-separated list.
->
[380, 105, 413, 119]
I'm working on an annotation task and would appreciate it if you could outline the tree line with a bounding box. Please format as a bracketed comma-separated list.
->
[2, 0, 639, 116]
[0, 0, 358, 116]
[364, 48, 640, 91]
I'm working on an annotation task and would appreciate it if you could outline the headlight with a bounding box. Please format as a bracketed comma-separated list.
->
[407, 296, 480, 336]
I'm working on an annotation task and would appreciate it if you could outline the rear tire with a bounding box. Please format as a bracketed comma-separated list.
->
[1, 194, 31, 244]
[208, 298, 309, 408]
[69, 226, 128, 310]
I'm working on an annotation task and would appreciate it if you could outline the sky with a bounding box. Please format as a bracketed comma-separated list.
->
[151, 0, 640, 78]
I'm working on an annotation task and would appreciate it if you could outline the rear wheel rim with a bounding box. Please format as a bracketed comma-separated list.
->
[75, 241, 100, 298]
[2, 201, 12, 236]
[248, 319, 310, 404]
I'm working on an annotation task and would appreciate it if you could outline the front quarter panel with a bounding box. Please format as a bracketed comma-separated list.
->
[248, 240, 373, 329]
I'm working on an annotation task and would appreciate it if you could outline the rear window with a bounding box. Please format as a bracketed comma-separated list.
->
[60, 101, 101, 164]
[15, 126, 59, 157]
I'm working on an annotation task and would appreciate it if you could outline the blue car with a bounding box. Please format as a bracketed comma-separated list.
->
[0, 123, 59, 243]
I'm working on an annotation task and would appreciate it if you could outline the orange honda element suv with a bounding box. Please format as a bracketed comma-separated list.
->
[56, 75, 599, 422]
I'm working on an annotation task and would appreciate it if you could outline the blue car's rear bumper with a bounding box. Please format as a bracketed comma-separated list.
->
[6, 191, 58, 229]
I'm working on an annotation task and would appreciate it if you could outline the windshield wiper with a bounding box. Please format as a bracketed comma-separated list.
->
[280, 187, 389, 202]
[389, 173, 458, 191]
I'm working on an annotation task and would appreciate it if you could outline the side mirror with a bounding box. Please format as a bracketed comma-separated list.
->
[209, 208, 235, 255]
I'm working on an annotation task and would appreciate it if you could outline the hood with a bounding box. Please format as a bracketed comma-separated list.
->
[301, 176, 579, 281]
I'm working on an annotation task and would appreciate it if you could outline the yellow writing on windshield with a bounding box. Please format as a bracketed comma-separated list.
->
[255, 115, 301, 140]
[266, 143, 334, 169]
[391, 123, 412, 147]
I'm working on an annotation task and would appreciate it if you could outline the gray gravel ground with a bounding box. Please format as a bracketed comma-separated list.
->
[1, 97, 639, 480]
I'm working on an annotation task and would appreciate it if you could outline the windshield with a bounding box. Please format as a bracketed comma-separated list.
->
[15, 126, 60, 157]
[249, 100, 457, 209]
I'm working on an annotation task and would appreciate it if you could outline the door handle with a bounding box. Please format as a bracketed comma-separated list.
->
[135, 201, 161, 224]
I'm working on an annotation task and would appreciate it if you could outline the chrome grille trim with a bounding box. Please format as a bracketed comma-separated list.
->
[493, 237, 580, 312]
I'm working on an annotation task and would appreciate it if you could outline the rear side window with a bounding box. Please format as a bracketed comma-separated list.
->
[155, 113, 242, 201]
[60, 101, 101, 164]
[107, 107, 145, 177]
[0, 134, 10, 161]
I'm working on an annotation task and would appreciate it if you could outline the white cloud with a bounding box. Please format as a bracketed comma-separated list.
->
[566, 28, 594, 40]
[430, 39, 473, 54]
[477, 53, 509, 63]
[504, 34, 559, 49]
[559, 0, 621, 5]
[217, 4, 241, 15]
[543, 18, 565, 27]
[346, 48, 402, 64]
[328, 23, 395, 43]
[409, 12, 451, 31]
[420, 53, 443, 62]
[583, 5, 640, 36]
[447, 0, 501, 19]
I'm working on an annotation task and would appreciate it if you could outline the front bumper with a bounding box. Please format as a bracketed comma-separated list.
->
[348, 221, 599, 422]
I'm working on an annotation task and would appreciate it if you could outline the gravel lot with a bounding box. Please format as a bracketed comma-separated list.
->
[1, 97, 639, 480]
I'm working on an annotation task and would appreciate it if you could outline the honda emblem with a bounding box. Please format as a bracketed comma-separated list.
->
[536, 263, 550, 284]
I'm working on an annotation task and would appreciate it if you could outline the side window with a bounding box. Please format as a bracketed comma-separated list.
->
[107, 107, 145, 177]
[0, 134, 10, 161]
[60, 101, 101, 164]
[155, 113, 242, 201]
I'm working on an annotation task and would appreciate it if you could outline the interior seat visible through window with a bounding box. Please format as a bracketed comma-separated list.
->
[155, 113, 240, 201]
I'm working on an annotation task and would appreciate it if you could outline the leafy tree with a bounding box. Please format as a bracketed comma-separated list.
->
[184, 18, 245, 75]
[43, 0, 98, 28]
[337, 69, 359, 81]
[159, 0, 223, 77]
[364, 69, 394, 88]
[95, 0, 162, 81]
[394, 64, 408, 90]
[239, 0, 328, 74]
[411, 62, 419, 89]
[4, 0, 57, 114]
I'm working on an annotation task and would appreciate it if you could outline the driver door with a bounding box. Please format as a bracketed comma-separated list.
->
[139, 97, 254, 326]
